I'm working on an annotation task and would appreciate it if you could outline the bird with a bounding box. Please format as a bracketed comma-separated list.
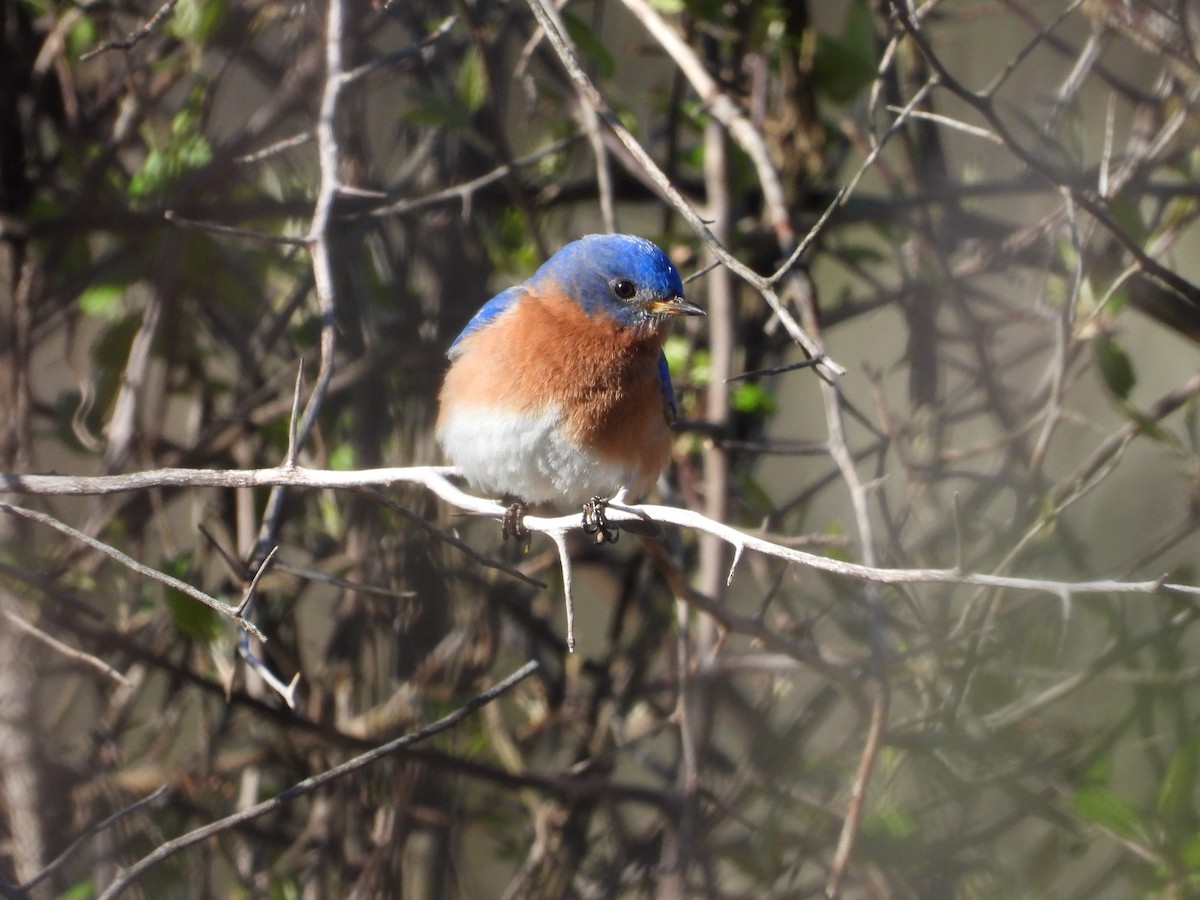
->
[436, 233, 705, 543]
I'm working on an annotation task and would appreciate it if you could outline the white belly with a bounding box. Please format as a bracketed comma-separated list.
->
[436, 406, 632, 507]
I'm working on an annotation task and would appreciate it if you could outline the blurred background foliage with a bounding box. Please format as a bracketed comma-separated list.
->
[3, 0, 1200, 897]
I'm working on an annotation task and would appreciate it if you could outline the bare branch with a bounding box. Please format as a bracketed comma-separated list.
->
[0, 501, 265, 640]
[341, 15, 457, 83]
[234, 131, 313, 165]
[523, 0, 844, 377]
[370, 135, 581, 219]
[95, 660, 540, 900]
[826, 677, 888, 897]
[616, 0, 792, 245]
[19, 786, 169, 892]
[163, 210, 309, 247]
[235, 545, 277, 617]
[3, 468, 1195, 603]
[79, 0, 182, 61]
[890, 0, 1200, 309]
[2, 609, 131, 686]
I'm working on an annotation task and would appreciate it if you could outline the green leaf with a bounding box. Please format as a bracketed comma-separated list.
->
[168, 0, 228, 46]
[562, 13, 616, 77]
[129, 147, 169, 198]
[865, 805, 919, 840]
[731, 382, 778, 416]
[1178, 830, 1200, 870]
[1157, 735, 1200, 830]
[1071, 785, 1144, 841]
[1110, 198, 1150, 246]
[79, 283, 126, 319]
[129, 98, 213, 199]
[457, 46, 487, 114]
[686, 346, 711, 387]
[162, 553, 223, 642]
[67, 14, 98, 57]
[268, 876, 302, 900]
[329, 443, 356, 471]
[129, 134, 212, 198]
[1094, 335, 1136, 400]
[57, 880, 96, 900]
[402, 88, 470, 129]
[662, 334, 690, 371]
[813, 4, 877, 104]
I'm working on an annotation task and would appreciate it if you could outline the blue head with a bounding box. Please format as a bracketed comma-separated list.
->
[530, 234, 704, 330]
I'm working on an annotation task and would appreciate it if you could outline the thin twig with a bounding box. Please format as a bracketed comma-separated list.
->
[2, 610, 131, 686]
[163, 211, 309, 247]
[341, 15, 458, 83]
[235, 545, 277, 617]
[725, 355, 825, 382]
[524, 0, 843, 377]
[583, 100, 617, 233]
[548, 530, 575, 652]
[234, 131, 313, 165]
[79, 0, 182, 61]
[98, 662, 540, 900]
[883, 105, 1002, 143]
[616, 0, 793, 246]
[0, 501, 265, 640]
[196, 523, 244, 582]
[370, 135, 580, 219]
[825, 674, 889, 897]
[362, 486, 547, 590]
[95, 660, 540, 900]
[270, 557, 418, 599]
[890, 0, 1200, 309]
[20, 786, 169, 891]
[296, 0, 347, 447]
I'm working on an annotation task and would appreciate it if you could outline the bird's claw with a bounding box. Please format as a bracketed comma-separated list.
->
[502, 498, 531, 551]
[582, 496, 620, 544]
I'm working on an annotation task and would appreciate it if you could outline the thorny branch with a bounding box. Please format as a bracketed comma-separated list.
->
[3, 465, 1196, 651]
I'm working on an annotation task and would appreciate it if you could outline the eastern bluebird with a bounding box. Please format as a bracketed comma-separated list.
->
[436, 233, 705, 541]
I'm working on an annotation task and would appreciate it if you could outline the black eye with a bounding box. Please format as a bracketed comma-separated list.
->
[611, 279, 636, 299]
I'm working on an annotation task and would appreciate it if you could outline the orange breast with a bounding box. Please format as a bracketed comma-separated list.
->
[437, 284, 675, 497]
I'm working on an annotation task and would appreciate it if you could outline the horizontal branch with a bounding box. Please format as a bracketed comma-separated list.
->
[4, 465, 1193, 602]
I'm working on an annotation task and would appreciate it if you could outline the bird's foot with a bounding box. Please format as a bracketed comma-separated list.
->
[501, 497, 531, 551]
[582, 496, 620, 545]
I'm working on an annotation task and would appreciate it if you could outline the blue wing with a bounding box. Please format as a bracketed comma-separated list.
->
[447, 285, 525, 359]
[657, 351, 679, 423]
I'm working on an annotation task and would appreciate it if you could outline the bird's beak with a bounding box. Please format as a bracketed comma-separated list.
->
[645, 296, 707, 317]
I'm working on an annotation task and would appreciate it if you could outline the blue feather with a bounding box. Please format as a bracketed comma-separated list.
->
[657, 351, 678, 423]
[448, 234, 689, 355]
[446, 285, 524, 359]
[531, 234, 684, 325]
